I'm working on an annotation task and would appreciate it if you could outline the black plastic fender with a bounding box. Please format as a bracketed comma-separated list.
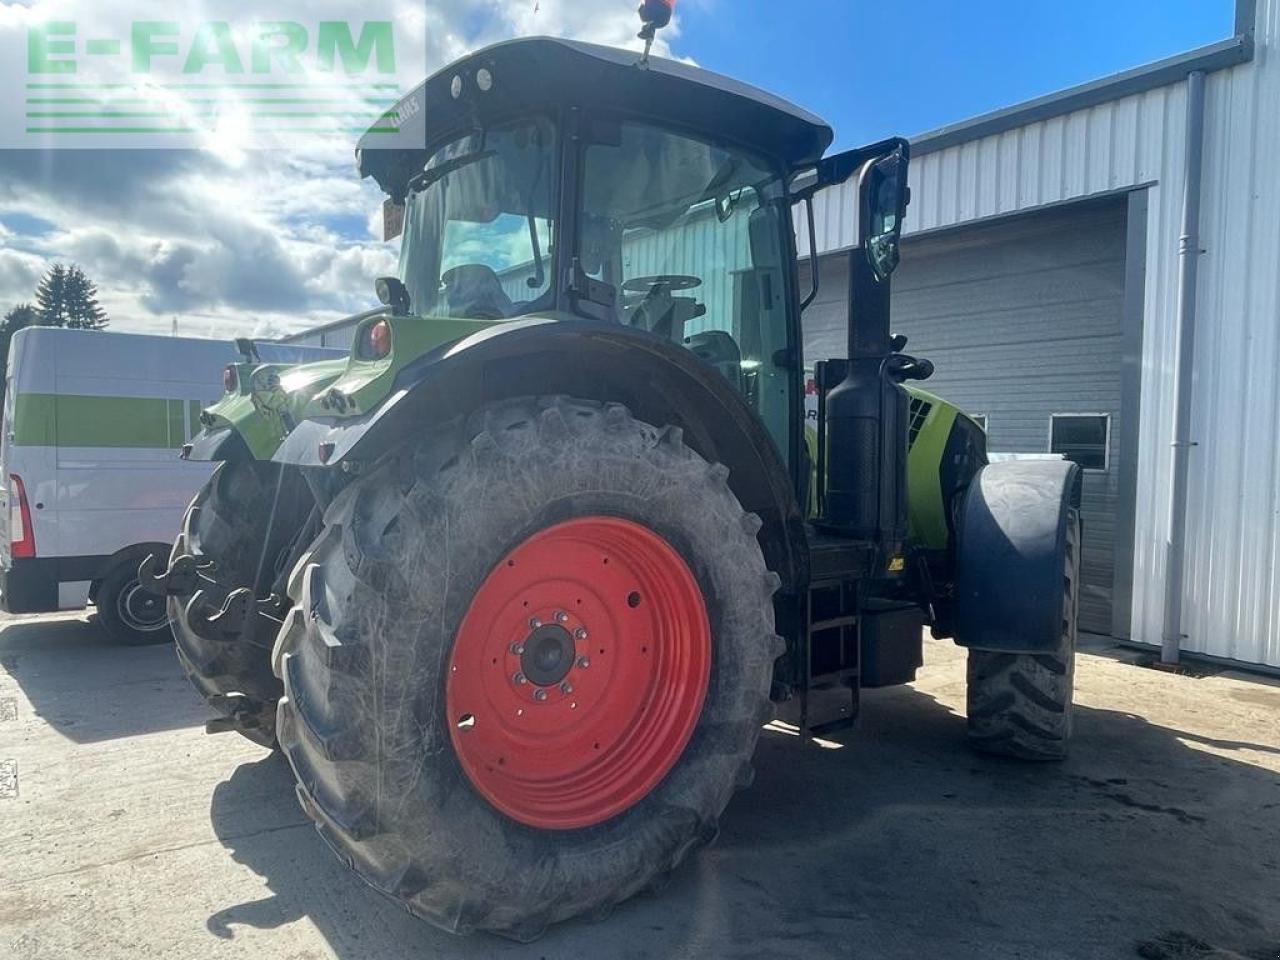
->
[272, 318, 810, 593]
[183, 426, 251, 463]
[954, 458, 1083, 652]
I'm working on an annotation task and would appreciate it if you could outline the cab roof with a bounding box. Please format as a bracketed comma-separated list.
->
[357, 36, 834, 200]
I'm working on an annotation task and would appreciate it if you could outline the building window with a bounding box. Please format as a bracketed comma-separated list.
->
[1050, 414, 1110, 471]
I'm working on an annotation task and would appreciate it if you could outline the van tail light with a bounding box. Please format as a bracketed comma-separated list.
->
[10, 474, 35, 559]
[223, 365, 238, 393]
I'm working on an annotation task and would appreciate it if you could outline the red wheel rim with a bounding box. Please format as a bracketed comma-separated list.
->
[446, 516, 711, 830]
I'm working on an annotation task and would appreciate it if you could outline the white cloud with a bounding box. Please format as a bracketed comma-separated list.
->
[0, 247, 43, 306]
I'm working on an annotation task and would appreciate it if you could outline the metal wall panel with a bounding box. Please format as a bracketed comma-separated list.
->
[799, 0, 1280, 667]
[1177, 0, 1280, 668]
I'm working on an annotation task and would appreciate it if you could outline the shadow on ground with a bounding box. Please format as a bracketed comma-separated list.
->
[0, 614, 205, 742]
[205, 681, 1280, 960]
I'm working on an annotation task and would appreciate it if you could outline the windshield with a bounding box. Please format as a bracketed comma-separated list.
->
[579, 121, 795, 452]
[399, 118, 556, 321]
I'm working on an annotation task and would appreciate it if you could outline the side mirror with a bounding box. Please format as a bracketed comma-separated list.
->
[858, 146, 909, 282]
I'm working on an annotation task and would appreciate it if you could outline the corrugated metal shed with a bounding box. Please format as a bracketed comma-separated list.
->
[801, 0, 1280, 667]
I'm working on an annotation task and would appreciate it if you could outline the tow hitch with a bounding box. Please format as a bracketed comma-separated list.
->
[138, 552, 287, 644]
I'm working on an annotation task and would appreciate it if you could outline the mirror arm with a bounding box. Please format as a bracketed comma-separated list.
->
[526, 214, 546, 290]
[800, 196, 820, 311]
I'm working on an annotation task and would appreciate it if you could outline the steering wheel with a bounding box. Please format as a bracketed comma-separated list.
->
[622, 274, 702, 294]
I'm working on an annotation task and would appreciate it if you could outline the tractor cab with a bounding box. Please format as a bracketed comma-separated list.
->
[357, 36, 900, 470]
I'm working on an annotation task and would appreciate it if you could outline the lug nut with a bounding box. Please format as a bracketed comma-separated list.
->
[560, 682, 573, 695]
[574, 627, 587, 640]
[576, 656, 590, 670]
[554, 610, 568, 623]
[529, 617, 541, 629]
[533, 689, 548, 702]
[513, 673, 527, 685]
[509, 642, 524, 655]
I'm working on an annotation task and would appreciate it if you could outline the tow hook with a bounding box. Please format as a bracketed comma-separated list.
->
[205, 694, 268, 736]
[186, 589, 287, 644]
[138, 552, 216, 597]
[140, 552, 287, 644]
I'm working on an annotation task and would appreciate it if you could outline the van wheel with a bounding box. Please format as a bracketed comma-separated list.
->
[97, 557, 173, 646]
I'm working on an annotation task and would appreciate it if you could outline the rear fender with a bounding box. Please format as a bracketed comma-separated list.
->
[953, 459, 1083, 652]
[273, 318, 809, 591]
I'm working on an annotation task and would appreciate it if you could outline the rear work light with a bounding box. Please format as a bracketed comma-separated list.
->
[639, 0, 675, 30]
[10, 474, 35, 559]
[359, 318, 393, 360]
[223, 365, 238, 393]
[637, 0, 674, 61]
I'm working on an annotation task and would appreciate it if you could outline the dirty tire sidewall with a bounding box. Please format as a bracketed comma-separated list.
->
[171, 460, 315, 747]
[273, 397, 782, 938]
[966, 507, 1080, 760]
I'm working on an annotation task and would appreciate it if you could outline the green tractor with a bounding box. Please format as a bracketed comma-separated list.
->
[144, 10, 1082, 941]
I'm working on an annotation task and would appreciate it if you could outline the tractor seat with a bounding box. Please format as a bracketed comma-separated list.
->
[683, 330, 743, 390]
[441, 264, 516, 321]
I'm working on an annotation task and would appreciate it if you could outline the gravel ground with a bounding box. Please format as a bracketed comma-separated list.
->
[1, 610, 1278, 959]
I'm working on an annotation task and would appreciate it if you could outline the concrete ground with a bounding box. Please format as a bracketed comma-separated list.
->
[1, 612, 1278, 960]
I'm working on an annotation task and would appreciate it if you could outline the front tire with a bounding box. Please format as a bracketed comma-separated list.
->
[273, 396, 783, 938]
[171, 461, 316, 747]
[966, 508, 1080, 760]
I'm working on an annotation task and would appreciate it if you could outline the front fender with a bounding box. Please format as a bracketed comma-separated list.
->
[273, 318, 810, 593]
[953, 458, 1083, 652]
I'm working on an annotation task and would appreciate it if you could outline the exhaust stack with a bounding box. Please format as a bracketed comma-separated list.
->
[815, 147, 911, 548]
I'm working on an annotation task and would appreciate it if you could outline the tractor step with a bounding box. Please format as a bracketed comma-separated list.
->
[799, 577, 863, 739]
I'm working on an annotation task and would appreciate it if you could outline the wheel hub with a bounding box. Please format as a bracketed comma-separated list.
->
[446, 516, 711, 831]
[519, 622, 576, 687]
[119, 580, 169, 631]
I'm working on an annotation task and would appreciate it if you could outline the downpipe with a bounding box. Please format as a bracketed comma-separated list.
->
[1161, 69, 1207, 665]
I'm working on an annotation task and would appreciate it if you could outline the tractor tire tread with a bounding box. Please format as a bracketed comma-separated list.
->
[966, 509, 1080, 761]
[273, 395, 779, 937]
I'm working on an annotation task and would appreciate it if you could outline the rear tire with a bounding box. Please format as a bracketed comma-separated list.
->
[273, 396, 782, 938]
[171, 461, 316, 747]
[966, 508, 1080, 760]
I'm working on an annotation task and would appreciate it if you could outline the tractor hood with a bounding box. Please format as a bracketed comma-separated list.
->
[357, 36, 834, 201]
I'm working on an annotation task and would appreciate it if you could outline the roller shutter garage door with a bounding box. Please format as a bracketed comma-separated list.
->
[802, 198, 1130, 636]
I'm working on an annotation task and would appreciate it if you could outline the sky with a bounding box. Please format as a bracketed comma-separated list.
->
[0, 0, 1235, 339]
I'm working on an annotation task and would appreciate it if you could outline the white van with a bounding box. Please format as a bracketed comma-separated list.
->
[0, 327, 338, 643]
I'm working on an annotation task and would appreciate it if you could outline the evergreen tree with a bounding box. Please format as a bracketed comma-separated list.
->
[35, 263, 68, 326]
[62, 265, 109, 330]
[3, 303, 38, 331]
